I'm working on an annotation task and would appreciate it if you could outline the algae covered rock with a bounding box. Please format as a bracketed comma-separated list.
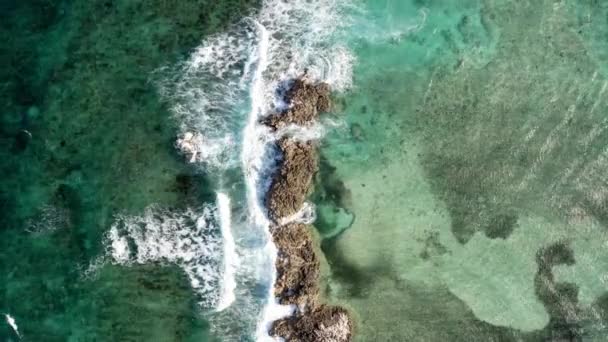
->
[263, 78, 332, 129]
[263, 77, 353, 341]
[271, 305, 353, 342]
[266, 139, 318, 222]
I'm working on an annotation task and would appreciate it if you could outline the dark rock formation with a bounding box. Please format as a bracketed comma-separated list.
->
[271, 305, 353, 342]
[263, 79, 331, 129]
[266, 139, 318, 222]
[263, 78, 353, 341]
[273, 223, 320, 306]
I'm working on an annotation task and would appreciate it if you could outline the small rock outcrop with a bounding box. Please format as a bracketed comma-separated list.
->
[266, 139, 317, 222]
[271, 305, 352, 342]
[263, 78, 353, 342]
[263, 79, 331, 130]
[273, 223, 319, 306]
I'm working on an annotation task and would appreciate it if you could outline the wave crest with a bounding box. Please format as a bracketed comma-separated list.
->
[106, 204, 224, 309]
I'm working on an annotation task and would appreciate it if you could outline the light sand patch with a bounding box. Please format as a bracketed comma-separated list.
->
[326, 142, 573, 332]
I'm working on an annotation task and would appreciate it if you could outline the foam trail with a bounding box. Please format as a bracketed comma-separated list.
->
[159, 0, 356, 338]
[216, 192, 239, 312]
[5, 314, 20, 339]
[280, 202, 317, 226]
[105, 205, 224, 309]
[275, 123, 326, 142]
[241, 20, 295, 342]
[243, 20, 272, 228]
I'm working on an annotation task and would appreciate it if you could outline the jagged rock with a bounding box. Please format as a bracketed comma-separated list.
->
[263, 77, 353, 342]
[273, 223, 320, 306]
[266, 138, 318, 222]
[271, 305, 353, 342]
[263, 79, 331, 129]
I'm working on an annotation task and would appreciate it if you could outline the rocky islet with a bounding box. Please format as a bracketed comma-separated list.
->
[263, 78, 353, 342]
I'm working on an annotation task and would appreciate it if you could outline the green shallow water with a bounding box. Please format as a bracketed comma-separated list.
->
[315, 0, 608, 341]
[4, 0, 608, 341]
[1, 0, 256, 340]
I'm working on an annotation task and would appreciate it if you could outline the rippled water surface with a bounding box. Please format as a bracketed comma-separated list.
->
[317, 1, 608, 341]
[3, 0, 608, 341]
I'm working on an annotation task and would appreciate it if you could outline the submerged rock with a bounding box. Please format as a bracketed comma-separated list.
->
[350, 123, 364, 141]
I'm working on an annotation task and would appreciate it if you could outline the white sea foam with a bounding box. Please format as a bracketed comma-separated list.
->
[216, 192, 239, 312]
[81, 255, 106, 281]
[105, 195, 239, 312]
[4, 313, 20, 339]
[176, 131, 234, 164]
[239, 20, 290, 342]
[106, 205, 224, 309]
[256, 0, 355, 116]
[159, 0, 355, 169]
[280, 202, 317, 226]
[160, 0, 355, 338]
[275, 123, 327, 142]
[158, 23, 260, 169]
[240, 1, 355, 340]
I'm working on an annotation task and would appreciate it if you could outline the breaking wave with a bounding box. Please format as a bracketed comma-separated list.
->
[216, 192, 239, 312]
[105, 193, 236, 311]
[156, 0, 356, 339]
[4, 313, 21, 339]
[158, 0, 354, 170]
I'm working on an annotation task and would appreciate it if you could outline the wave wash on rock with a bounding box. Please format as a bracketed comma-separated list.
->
[263, 78, 353, 341]
[156, 0, 356, 339]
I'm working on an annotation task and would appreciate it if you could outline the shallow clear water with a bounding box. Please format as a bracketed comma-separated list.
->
[317, 0, 608, 341]
[3, 0, 608, 341]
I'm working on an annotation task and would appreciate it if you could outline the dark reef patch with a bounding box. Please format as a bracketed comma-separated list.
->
[418, 230, 449, 260]
[0, 0, 260, 340]
[415, 0, 608, 246]
[533, 242, 584, 341]
[316, 155, 352, 209]
[170, 172, 216, 207]
[484, 211, 518, 240]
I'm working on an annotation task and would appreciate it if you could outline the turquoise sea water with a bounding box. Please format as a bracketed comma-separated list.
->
[319, 1, 608, 341]
[3, 0, 608, 341]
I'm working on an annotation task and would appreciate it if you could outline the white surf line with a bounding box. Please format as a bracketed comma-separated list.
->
[216, 192, 239, 312]
[242, 18, 271, 229]
[275, 122, 327, 142]
[5, 313, 21, 339]
[241, 20, 294, 342]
